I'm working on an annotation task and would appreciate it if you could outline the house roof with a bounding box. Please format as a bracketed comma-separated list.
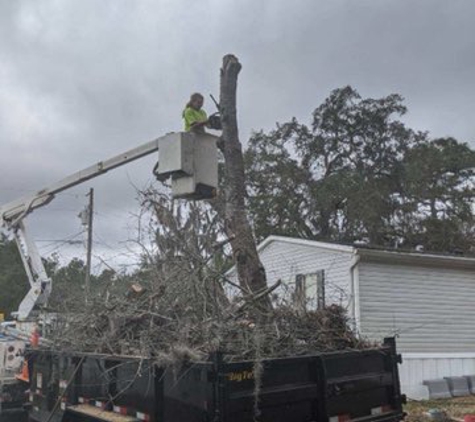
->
[256, 235, 475, 271]
[356, 247, 475, 270]
[257, 235, 354, 254]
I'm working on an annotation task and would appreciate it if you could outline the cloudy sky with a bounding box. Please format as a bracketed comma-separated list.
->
[1, 0, 474, 272]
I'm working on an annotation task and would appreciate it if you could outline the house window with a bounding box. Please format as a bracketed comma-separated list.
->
[293, 270, 326, 311]
[294, 273, 306, 313]
[316, 269, 325, 309]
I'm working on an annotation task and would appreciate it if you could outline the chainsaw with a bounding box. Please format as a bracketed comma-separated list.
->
[208, 94, 222, 130]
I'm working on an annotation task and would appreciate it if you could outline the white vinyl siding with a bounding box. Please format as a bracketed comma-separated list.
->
[358, 261, 475, 353]
[255, 241, 354, 309]
[400, 355, 475, 399]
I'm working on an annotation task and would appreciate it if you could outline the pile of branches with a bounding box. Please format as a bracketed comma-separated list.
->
[48, 189, 370, 364]
[49, 268, 368, 363]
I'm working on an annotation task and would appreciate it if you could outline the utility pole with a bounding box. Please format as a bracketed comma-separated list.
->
[85, 188, 94, 305]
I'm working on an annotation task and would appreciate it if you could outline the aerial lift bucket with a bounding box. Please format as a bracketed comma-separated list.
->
[154, 132, 219, 200]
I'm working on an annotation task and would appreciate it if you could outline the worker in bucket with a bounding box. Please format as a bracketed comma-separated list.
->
[183, 92, 209, 133]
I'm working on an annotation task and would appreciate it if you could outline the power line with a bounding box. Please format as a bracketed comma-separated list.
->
[38, 230, 86, 255]
[37, 239, 83, 243]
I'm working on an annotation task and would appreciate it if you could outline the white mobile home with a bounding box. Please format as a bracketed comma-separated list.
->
[229, 235, 475, 399]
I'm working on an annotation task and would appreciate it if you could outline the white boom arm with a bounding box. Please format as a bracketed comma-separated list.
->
[13, 220, 52, 319]
[0, 138, 161, 225]
[0, 136, 163, 320]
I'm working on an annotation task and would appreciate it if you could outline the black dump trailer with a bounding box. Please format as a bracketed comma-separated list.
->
[24, 338, 405, 422]
[0, 381, 29, 422]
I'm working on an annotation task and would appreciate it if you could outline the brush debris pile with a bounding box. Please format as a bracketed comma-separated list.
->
[49, 267, 368, 363]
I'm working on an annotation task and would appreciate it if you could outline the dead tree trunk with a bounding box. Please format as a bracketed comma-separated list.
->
[219, 54, 271, 314]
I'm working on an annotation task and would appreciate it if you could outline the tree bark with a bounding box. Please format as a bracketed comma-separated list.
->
[219, 54, 271, 314]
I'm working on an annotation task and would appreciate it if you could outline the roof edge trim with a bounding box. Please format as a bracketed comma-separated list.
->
[258, 235, 355, 254]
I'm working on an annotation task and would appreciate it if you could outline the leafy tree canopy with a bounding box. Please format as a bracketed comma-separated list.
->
[245, 86, 475, 255]
[0, 234, 29, 318]
[48, 256, 121, 311]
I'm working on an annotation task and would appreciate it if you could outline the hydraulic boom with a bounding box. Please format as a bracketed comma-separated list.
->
[0, 136, 161, 320]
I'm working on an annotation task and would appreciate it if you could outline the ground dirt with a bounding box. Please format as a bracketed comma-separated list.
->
[405, 396, 475, 421]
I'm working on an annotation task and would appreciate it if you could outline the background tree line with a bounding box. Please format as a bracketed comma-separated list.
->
[0, 234, 121, 318]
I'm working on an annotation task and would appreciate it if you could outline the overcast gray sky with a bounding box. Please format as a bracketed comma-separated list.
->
[1, 0, 474, 271]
